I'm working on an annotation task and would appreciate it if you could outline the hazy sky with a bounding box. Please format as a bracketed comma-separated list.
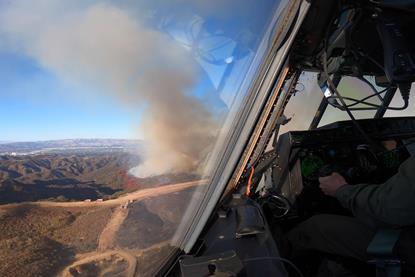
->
[0, 0, 279, 142]
[1, 0, 413, 145]
[0, 51, 139, 141]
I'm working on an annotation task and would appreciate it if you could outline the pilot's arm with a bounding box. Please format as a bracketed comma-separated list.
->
[319, 155, 415, 228]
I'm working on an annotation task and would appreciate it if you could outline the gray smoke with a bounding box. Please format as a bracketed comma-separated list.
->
[0, 1, 218, 177]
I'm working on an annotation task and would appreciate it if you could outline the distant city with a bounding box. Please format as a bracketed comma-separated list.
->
[0, 139, 143, 155]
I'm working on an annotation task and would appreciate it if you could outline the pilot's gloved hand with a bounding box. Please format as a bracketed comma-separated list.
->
[319, 172, 347, 197]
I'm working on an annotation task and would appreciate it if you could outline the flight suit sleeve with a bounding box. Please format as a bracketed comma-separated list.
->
[335, 155, 415, 228]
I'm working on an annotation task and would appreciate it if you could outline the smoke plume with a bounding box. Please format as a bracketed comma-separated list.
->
[0, 1, 218, 177]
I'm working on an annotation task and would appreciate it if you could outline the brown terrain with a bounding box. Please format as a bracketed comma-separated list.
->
[0, 152, 199, 203]
[0, 149, 204, 277]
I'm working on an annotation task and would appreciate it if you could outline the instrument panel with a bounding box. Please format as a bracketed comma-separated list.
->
[272, 117, 415, 216]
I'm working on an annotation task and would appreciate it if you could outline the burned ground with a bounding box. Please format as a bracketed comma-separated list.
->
[0, 204, 112, 277]
[116, 187, 196, 249]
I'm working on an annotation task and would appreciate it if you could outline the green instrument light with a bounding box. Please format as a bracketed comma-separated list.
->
[301, 154, 324, 178]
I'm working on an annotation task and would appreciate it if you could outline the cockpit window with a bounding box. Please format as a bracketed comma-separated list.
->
[0, 0, 288, 276]
[384, 89, 415, 117]
[318, 76, 379, 127]
[278, 73, 324, 134]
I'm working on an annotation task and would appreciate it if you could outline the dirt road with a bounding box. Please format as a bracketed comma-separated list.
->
[1, 180, 205, 209]
[98, 207, 128, 251]
[60, 250, 137, 277]
[57, 180, 205, 277]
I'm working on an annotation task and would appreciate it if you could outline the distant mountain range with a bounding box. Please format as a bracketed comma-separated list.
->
[0, 152, 140, 203]
[0, 138, 200, 204]
[0, 139, 143, 155]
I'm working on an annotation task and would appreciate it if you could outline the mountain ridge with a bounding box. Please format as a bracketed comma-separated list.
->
[0, 138, 144, 155]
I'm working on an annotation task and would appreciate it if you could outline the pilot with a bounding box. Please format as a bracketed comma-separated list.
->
[286, 148, 415, 269]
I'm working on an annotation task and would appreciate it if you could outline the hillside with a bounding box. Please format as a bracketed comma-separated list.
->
[0, 182, 203, 277]
[0, 151, 200, 204]
[0, 152, 140, 203]
[0, 139, 203, 276]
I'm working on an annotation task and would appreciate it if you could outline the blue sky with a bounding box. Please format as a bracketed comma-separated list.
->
[0, 51, 140, 141]
[0, 0, 280, 142]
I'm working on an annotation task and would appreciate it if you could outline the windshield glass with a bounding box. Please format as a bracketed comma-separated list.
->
[276, 74, 382, 137]
[384, 88, 415, 117]
[318, 76, 379, 127]
[0, 1, 287, 276]
[278, 73, 324, 134]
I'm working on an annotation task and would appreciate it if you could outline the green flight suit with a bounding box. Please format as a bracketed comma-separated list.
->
[288, 155, 415, 262]
[336, 154, 415, 228]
